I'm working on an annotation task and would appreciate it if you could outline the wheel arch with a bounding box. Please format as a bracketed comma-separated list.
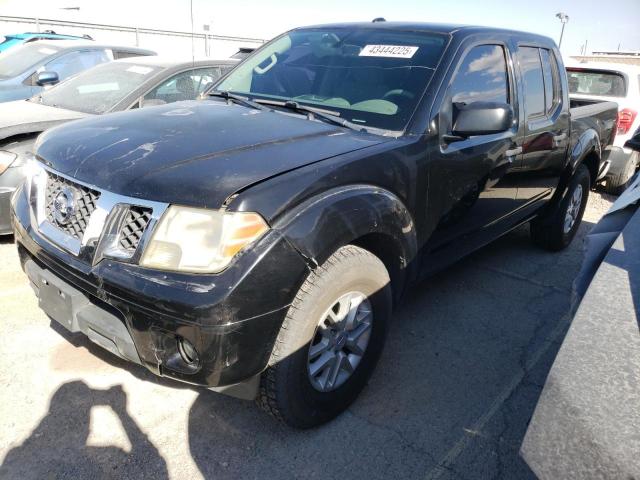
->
[273, 184, 418, 302]
[570, 129, 601, 186]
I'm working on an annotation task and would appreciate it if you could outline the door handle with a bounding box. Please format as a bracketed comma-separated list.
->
[553, 133, 567, 147]
[505, 146, 522, 159]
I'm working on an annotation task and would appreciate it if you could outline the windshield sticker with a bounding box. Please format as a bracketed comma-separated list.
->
[359, 45, 419, 58]
[126, 66, 153, 75]
[38, 48, 57, 54]
[77, 82, 119, 94]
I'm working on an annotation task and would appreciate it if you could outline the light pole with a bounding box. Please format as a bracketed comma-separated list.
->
[556, 12, 569, 49]
[35, 6, 80, 33]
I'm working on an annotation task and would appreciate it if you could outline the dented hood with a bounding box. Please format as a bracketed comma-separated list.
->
[0, 100, 89, 142]
[36, 100, 387, 208]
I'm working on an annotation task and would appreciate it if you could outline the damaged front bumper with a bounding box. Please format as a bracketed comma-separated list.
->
[11, 181, 310, 399]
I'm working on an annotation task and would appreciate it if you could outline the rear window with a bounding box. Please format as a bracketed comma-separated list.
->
[567, 69, 627, 97]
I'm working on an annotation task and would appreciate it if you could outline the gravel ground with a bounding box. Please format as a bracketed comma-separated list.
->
[0, 192, 615, 480]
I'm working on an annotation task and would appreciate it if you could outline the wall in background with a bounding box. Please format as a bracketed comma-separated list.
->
[0, 15, 265, 59]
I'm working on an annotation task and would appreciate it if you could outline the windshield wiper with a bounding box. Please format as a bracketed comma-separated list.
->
[254, 99, 362, 131]
[207, 90, 266, 111]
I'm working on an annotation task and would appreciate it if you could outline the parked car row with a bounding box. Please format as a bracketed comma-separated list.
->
[0, 41, 238, 234]
[0, 40, 156, 103]
[6, 20, 620, 428]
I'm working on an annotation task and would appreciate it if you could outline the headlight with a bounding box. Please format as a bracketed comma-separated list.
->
[0, 150, 18, 175]
[140, 206, 269, 273]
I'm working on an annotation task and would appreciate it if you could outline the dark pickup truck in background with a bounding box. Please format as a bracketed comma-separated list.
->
[11, 22, 617, 428]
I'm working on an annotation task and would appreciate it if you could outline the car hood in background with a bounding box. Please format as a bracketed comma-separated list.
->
[36, 100, 389, 209]
[0, 100, 89, 142]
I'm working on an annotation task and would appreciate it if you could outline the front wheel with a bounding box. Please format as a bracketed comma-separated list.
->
[257, 245, 392, 428]
[530, 164, 590, 251]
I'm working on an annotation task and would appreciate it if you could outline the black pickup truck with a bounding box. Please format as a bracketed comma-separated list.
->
[11, 22, 617, 428]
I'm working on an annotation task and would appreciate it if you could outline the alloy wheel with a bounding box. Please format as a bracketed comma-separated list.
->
[307, 291, 373, 392]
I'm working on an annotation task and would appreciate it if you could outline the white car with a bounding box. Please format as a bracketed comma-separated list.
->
[566, 61, 640, 193]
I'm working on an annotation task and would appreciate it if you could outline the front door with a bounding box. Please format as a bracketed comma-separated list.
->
[427, 42, 522, 252]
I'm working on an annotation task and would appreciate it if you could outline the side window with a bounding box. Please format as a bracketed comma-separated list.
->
[144, 68, 224, 104]
[450, 45, 509, 105]
[539, 49, 560, 114]
[44, 49, 110, 81]
[518, 47, 545, 118]
[114, 50, 143, 60]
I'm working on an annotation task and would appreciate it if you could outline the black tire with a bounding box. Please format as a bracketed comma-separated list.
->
[604, 151, 638, 195]
[257, 245, 392, 428]
[530, 164, 590, 251]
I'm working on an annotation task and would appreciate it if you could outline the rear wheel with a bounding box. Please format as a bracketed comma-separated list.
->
[530, 164, 590, 251]
[604, 151, 638, 195]
[257, 245, 391, 428]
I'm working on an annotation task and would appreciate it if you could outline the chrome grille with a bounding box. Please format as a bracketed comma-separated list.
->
[118, 207, 152, 253]
[45, 172, 100, 240]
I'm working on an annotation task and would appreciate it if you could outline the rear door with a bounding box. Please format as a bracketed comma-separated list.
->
[514, 46, 569, 204]
[427, 41, 521, 249]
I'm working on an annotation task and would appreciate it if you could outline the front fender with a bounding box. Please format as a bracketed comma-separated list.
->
[273, 184, 418, 273]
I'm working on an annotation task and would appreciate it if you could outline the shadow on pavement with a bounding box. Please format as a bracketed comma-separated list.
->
[0, 381, 168, 479]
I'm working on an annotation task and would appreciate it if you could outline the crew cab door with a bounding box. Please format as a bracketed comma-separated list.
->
[514, 46, 569, 204]
[427, 42, 521, 250]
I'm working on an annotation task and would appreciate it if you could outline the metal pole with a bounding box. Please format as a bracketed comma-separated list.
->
[35, 16, 40, 32]
[135, 27, 139, 46]
[559, 23, 566, 48]
[190, 0, 195, 64]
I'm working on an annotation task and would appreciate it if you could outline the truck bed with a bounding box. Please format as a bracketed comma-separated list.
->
[569, 98, 618, 176]
[570, 98, 618, 120]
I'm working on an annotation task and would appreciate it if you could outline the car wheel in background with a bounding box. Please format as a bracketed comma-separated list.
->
[530, 164, 591, 251]
[604, 151, 638, 195]
[257, 245, 392, 428]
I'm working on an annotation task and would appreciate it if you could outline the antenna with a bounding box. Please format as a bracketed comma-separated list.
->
[190, 0, 195, 65]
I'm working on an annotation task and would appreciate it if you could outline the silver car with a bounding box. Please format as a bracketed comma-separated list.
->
[0, 56, 238, 234]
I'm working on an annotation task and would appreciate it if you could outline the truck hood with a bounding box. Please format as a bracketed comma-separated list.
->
[36, 100, 389, 208]
[0, 99, 89, 142]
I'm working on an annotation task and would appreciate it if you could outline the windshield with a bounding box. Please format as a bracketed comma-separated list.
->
[215, 27, 448, 132]
[0, 43, 62, 78]
[35, 61, 161, 114]
[567, 68, 627, 97]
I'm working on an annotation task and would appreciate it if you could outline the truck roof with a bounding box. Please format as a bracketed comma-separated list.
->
[299, 21, 555, 45]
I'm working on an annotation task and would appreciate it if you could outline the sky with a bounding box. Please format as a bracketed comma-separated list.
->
[1, 0, 639, 56]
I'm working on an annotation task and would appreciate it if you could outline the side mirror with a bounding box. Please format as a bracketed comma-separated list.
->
[451, 101, 513, 138]
[36, 71, 59, 86]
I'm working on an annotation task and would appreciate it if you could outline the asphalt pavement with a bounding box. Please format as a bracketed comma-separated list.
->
[0, 192, 614, 480]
